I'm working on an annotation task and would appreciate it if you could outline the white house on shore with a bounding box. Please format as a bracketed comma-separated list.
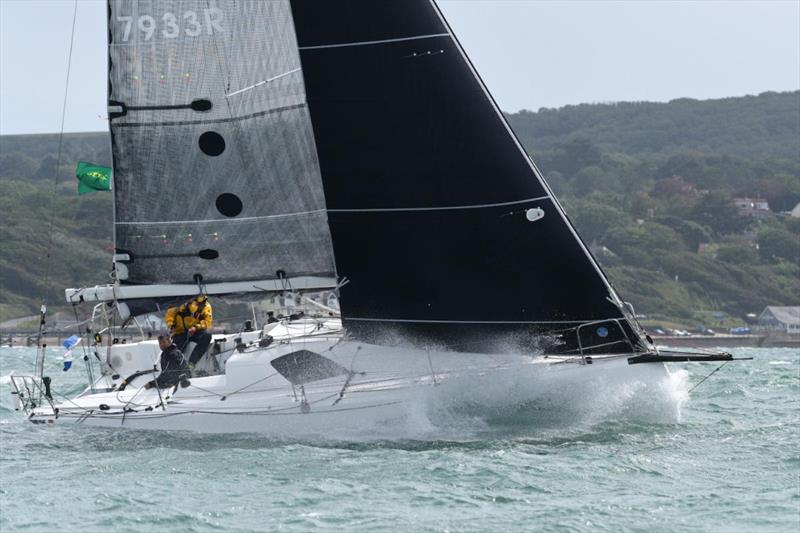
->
[733, 197, 771, 218]
[757, 306, 800, 335]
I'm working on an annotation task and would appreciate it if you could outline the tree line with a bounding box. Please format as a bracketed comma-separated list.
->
[1, 91, 798, 325]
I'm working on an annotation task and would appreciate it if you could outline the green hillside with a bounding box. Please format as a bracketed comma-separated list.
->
[1, 91, 798, 326]
[508, 90, 800, 161]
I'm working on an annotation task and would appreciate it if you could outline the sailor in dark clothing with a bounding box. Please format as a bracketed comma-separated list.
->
[144, 335, 188, 390]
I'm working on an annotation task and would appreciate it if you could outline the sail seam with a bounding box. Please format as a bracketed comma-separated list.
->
[113, 103, 307, 128]
[298, 33, 450, 50]
[328, 195, 550, 213]
[120, 196, 553, 225]
[345, 318, 624, 324]
[115, 209, 327, 226]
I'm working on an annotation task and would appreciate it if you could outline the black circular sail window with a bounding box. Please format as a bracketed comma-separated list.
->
[198, 249, 219, 260]
[190, 99, 213, 112]
[216, 193, 243, 217]
[199, 131, 225, 156]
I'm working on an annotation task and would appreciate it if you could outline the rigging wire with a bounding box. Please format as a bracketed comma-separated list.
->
[186, 371, 280, 401]
[71, 304, 95, 387]
[688, 361, 730, 393]
[34, 0, 79, 380]
[39, 0, 79, 305]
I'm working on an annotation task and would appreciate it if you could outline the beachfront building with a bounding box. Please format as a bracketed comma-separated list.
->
[757, 306, 800, 335]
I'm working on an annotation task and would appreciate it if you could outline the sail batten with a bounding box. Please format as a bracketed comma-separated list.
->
[112, 103, 308, 129]
[345, 318, 623, 325]
[327, 195, 552, 213]
[116, 208, 327, 226]
[298, 33, 451, 51]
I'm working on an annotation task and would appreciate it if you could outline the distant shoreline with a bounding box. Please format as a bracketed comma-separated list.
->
[2, 332, 797, 350]
[650, 333, 799, 349]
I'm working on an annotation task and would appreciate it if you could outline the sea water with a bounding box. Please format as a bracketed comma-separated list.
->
[0, 346, 797, 532]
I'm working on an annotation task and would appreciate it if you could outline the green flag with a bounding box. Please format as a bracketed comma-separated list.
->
[75, 161, 112, 195]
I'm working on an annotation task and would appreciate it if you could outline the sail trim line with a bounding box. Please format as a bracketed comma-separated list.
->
[116, 209, 327, 226]
[113, 103, 306, 128]
[298, 33, 450, 50]
[226, 68, 303, 97]
[327, 195, 550, 213]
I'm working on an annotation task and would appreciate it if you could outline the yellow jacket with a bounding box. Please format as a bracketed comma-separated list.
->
[165, 296, 213, 334]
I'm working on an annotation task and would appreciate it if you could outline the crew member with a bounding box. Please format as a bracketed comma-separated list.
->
[144, 334, 188, 390]
[165, 295, 213, 369]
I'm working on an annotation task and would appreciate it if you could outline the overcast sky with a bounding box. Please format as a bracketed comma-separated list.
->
[1, 0, 798, 135]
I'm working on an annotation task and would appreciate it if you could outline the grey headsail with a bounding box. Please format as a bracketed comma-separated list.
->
[107, 0, 335, 286]
[287, 0, 648, 354]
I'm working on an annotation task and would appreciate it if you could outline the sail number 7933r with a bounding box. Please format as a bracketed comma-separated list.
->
[115, 9, 224, 42]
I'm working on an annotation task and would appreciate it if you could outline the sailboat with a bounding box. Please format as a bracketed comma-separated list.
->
[11, 0, 737, 436]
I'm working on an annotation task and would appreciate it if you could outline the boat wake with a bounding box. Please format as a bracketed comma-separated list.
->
[347, 359, 690, 442]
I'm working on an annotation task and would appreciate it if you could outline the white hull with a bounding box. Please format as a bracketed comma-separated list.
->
[18, 321, 679, 438]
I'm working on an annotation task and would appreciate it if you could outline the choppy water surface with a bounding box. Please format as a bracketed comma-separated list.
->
[1, 347, 797, 532]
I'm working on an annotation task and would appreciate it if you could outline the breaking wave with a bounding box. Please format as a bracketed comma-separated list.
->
[362, 357, 689, 441]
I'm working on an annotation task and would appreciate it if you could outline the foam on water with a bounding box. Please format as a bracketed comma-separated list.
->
[355, 358, 691, 442]
[1, 347, 798, 532]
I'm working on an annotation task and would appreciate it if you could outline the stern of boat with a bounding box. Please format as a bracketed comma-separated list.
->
[8, 374, 59, 423]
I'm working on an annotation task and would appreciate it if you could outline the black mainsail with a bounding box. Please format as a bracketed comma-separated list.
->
[74, 0, 647, 355]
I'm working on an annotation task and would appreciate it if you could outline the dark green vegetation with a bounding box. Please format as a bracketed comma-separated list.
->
[0, 133, 112, 322]
[1, 91, 798, 326]
[510, 91, 800, 326]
